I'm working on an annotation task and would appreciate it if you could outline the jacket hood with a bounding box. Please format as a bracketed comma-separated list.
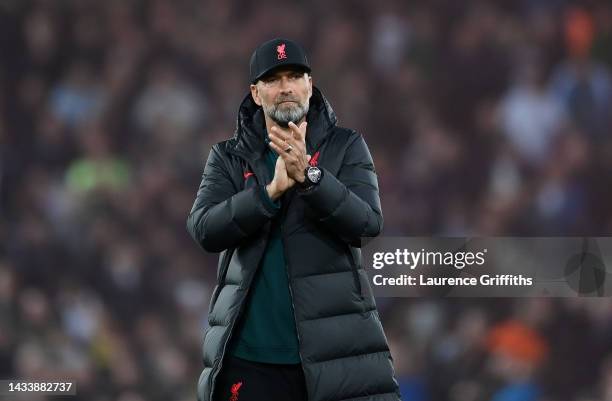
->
[229, 86, 338, 160]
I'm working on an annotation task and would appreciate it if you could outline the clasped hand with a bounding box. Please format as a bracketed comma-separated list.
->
[265, 121, 311, 200]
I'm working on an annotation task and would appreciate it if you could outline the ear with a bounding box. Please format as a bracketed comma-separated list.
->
[250, 83, 262, 106]
[307, 74, 313, 98]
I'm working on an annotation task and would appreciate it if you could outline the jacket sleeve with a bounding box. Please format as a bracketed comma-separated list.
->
[298, 132, 383, 247]
[186, 145, 279, 253]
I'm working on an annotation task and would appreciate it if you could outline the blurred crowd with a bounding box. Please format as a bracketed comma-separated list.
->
[2, 0, 612, 400]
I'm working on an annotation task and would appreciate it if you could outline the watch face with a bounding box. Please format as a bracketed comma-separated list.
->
[307, 167, 322, 184]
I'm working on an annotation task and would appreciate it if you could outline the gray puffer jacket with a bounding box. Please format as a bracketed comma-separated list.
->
[187, 86, 401, 401]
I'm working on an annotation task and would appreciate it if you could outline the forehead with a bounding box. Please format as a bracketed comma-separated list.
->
[262, 66, 308, 80]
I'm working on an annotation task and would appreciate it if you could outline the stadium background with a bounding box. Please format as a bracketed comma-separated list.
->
[2, 1, 612, 400]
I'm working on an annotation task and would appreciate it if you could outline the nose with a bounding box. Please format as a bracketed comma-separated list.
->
[279, 76, 293, 94]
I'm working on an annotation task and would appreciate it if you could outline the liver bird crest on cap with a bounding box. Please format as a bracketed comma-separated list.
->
[276, 43, 287, 60]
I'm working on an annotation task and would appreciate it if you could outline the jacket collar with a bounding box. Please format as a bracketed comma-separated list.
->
[228, 86, 337, 162]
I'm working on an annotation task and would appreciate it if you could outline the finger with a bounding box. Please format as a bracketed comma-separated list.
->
[269, 132, 305, 157]
[271, 138, 307, 169]
[275, 156, 289, 175]
[277, 156, 286, 167]
[269, 130, 299, 150]
[270, 124, 303, 143]
[288, 121, 306, 142]
[298, 121, 307, 142]
[289, 121, 307, 143]
[270, 143, 302, 172]
[271, 131, 305, 156]
[270, 128, 302, 154]
[269, 141, 296, 162]
[287, 121, 299, 139]
[269, 141, 287, 155]
[270, 126, 290, 142]
[268, 132, 291, 149]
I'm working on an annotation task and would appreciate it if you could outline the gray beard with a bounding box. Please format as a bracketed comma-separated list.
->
[263, 100, 309, 128]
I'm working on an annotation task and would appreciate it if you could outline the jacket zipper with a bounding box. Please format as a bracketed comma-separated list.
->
[280, 207, 310, 400]
[277, 133, 332, 400]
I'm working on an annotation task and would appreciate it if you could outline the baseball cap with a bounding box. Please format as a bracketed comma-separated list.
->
[249, 38, 311, 83]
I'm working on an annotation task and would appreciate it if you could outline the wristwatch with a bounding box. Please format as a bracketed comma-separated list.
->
[298, 166, 323, 189]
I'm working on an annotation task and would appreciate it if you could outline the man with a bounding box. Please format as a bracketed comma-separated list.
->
[187, 38, 401, 401]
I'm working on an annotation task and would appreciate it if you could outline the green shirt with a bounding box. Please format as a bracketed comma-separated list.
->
[228, 139, 301, 364]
